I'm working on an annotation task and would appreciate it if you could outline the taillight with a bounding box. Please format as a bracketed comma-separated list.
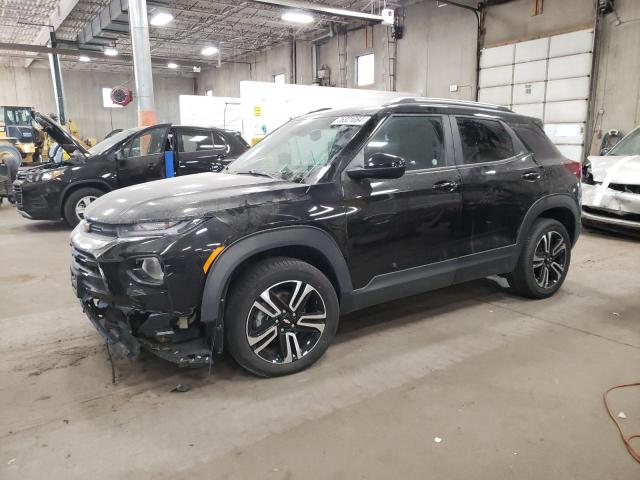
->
[564, 160, 582, 180]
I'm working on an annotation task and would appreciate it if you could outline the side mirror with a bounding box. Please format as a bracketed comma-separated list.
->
[347, 153, 406, 180]
[115, 150, 125, 162]
[600, 146, 612, 156]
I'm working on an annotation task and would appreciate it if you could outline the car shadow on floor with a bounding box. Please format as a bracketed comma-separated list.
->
[106, 277, 514, 386]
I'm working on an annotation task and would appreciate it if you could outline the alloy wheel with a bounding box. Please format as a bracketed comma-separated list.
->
[245, 280, 327, 364]
[75, 195, 97, 220]
[532, 230, 567, 289]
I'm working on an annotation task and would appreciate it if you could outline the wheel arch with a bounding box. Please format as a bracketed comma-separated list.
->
[200, 226, 353, 353]
[516, 194, 580, 254]
[59, 180, 112, 216]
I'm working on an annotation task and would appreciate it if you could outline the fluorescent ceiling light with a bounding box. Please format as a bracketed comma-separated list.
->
[150, 11, 174, 26]
[201, 46, 219, 56]
[281, 11, 314, 24]
[167, 62, 178, 69]
[104, 48, 118, 57]
[78, 55, 90, 62]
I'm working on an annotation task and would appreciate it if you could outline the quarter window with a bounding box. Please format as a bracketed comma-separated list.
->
[364, 116, 446, 171]
[456, 118, 515, 164]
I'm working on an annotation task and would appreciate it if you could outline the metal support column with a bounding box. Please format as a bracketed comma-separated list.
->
[48, 31, 66, 125]
[128, 0, 156, 126]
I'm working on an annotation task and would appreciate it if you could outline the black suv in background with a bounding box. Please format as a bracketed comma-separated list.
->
[70, 98, 581, 377]
[14, 112, 248, 226]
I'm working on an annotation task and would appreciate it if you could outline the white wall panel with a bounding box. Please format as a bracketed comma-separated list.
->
[478, 85, 512, 106]
[544, 100, 589, 123]
[514, 38, 549, 63]
[512, 82, 546, 104]
[480, 44, 515, 68]
[549, 30, 593, 58]
[512, 103, 544, 120]
[513, 60, 547, 84]
[548, 53, 592, 80]
[479, 65, 513, 88]
[544, 123, 586, 145]
[546, 77, 590, 102]
[556, 144, 584, 161]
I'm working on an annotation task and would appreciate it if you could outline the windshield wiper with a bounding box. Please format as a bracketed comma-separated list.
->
[233, 170, 277, 179]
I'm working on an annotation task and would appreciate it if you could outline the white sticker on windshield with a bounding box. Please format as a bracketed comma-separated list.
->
[331, 115, 371, 126]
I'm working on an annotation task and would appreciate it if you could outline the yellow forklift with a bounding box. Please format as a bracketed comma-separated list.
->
[0, 106, 40, 163]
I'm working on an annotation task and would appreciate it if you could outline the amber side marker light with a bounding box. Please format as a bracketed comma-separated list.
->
[203, 246, 225, 273]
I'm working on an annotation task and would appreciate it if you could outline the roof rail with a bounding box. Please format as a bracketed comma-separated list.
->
[384, 97, 512, 112]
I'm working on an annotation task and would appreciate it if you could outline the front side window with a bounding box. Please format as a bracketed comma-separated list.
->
[123, 127, 167, 159]
[608, 128, 640, 156]
[364, 116, 446, 171]
[456, 117, 515, 164]
[228, 115, 366, 184]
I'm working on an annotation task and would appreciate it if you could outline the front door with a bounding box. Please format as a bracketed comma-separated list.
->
[117, 125, 169, 187]
[175, 127, 230, 174]
[452, 116, 542, 255]
[342, 114, 463, 290]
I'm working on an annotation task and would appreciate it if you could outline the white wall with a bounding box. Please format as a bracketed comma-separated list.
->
[0, 64, 195, 140]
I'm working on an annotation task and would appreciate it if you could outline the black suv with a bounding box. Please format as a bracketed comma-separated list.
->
[14, 112, 248, 226]
[70, 98, 581, 377]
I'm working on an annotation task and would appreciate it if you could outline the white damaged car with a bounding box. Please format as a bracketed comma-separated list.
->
[582, 127, 640, 233]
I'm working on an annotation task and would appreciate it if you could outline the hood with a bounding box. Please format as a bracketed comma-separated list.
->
[33, 111, 89, 156]
[587, 155, 640, 185]
[84, 173, 307, 224]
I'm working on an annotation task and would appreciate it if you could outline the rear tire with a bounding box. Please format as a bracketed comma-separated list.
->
[225, 257, 339, 377]
[507, 218, 571, 299]
[63, 187, 103, 227]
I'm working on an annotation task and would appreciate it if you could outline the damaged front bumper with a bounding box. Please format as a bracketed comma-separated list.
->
[582, 183, 640, 231]
[70, 224, 214, 367]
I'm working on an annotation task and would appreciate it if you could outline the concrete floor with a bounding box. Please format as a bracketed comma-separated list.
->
[1, 205, 639, 479]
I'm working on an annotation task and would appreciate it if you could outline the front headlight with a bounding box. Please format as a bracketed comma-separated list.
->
[41, 169, 65, 181]
[116, 219, 203, 238]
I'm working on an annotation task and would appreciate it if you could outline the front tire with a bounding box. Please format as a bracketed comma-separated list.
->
[508, 218, 571, 299]
[225, 257, 339, 377]
[63, 187, 103, 227]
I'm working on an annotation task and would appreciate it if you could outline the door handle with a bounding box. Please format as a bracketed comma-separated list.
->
[432, 180, 459, 192]
[521, 171, 542, 181]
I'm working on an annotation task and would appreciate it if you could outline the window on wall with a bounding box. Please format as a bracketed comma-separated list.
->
[273, 73, 286, 84]
[102, 87, 122, 108]
[356, 53, 375, 87]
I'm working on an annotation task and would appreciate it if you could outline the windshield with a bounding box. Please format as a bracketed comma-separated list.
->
[608, 128, 640, 156]
[227, 115, 368, 184]
[5, 108, 31, 126]
[88, 128, 141, 156]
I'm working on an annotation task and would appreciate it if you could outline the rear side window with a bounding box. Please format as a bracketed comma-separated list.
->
[178, 130, 214, 153]
[456, 117, 514, 164]
[364, 115, 446, 171]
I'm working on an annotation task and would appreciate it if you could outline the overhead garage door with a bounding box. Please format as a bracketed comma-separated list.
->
[478, 29, 594, 161]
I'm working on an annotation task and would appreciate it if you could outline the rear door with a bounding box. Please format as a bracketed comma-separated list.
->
[175, 128, 230, 174]
[452, 116, 542, 255]
[117, 125, 169, 187]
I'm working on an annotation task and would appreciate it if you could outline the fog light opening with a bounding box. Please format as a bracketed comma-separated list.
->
[140, 257, 164, 282]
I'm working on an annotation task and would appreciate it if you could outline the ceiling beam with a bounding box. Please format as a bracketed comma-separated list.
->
[25, 0, 81, 68]
[245, 0, 384, 22]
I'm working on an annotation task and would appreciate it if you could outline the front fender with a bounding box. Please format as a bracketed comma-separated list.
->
[200, 225, 353, 353]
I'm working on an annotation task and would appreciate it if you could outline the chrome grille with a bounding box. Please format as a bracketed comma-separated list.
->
[13, 184, 23, 207]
